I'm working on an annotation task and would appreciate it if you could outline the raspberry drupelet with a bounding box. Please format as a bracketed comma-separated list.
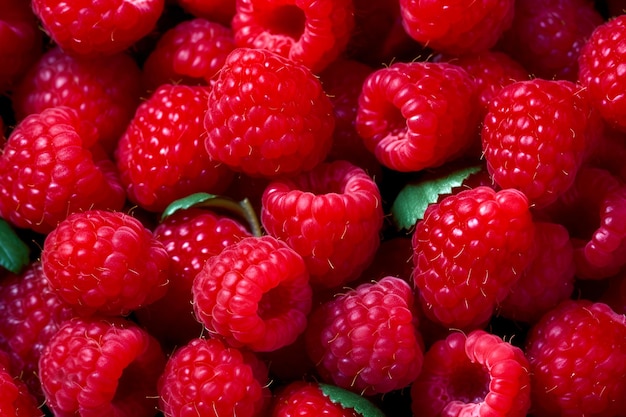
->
[0, 350, 42, 417]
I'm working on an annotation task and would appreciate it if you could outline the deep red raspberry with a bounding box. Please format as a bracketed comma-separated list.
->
[261, 160, 384, 289]
[399, 0, 515, 56]
[204, 47, 335, 178]
[481, 78, 598, 207]
[175, 0, 236, 26]
[0, 350, 42, 417]
[579, 14, 626, 132]
[38, 316, 167, 417]
[498, 221, 575, 324]
[158, 337, 270, 417]
[116, 84, 234, 212]
[141, 18, 236, 91]
[305, 276, 424, 395]
[193, 235, 312, 352]
[41, 209, 170, 317]
[31, 0, 165, 56]
[0, 262, 76, 400]
[355, 61, 480, 172]
[410, 329, 531, 417]
[231, 0, 355, 73]
[412, 186, 535, 330]
[498, 0, 604, 82]
[0, 106, 126, 234]
[134, 208, 252, 350]
[526, 300, 626, 417]
[12, 47, 143, 154]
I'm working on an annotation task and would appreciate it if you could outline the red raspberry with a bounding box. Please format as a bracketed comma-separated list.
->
[141, 18, 236, 91]
[0, 0, 43, 94]
[579, 14, 626, 132]
[231, 0, 355, 73]
[41, 209, 170, 317]
[192, 235, 312, 352]
[355, 61, 480, 173]
[304, 276, 424, 395]
[38, 316, 167, 417]
[135, 208, 252, 350]
[0, 262, 76, 400]
[175, 0, 236, 26]
[204, 47, 335, 178]
[0, 350, 42, 417]
[158, 337, 270, 417]
[261, 160, 384, 289]
[31, 0, 165, 56]
[498, 0, 604, 82]
[412, 186, 536, 330]
[399, 0, 515, 55]
[0, 106, 126, 234]
[410, 329, 531, 417]
[525, 300, 626, 417]
[12, 47, 143, 154]
[116, 84, 234, 212]
[481, 78, 598, 207]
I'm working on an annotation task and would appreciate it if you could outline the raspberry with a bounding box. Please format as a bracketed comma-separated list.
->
[116, 83, 234, 212]
[141, 18, 236, 91]
[410, 330, 531, 417]
[0, 106, 126, 234]
[579, 14, 626, 132]
[399, 0, 515, 55]
[481, 78, 598, 207]
[12, 47, 143, 154]
[231, 0, 355, 73]
[192, 235, 312, 352]
[175, 0, 236, 26]
[41, 209, 170, 317]
[261, 160, 384, 289]
[38, 316, 167, 417]
[0, 350, 42, 417]
[31, 0, 165, 56]
[135, 207, 252, 350]
[304, 276, 424, 395]
[355, 61, 480, 172]
[204, 47, 335, 178]
[157, 337, 270, 417]
[498, 0, 604, 82]
[525, 300, 626, 417]
[0, 262, 76, 400]
[412, 186, 536, 330]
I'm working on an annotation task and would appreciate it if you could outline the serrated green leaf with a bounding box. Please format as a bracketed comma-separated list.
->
[319, 383, 385, 417]
[0, 219, 30, 274]
[390, 164, 482, 231]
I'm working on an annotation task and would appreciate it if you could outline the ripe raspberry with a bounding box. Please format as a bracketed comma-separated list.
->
[304, 276, 424, 395]
[141, 18, 236, 91]
[116, 84, 234, 212]
[38, 316, 167, 417]
[355, 61, 480, 173]
[498, 0, 604, 82]
[41, 209, 170, 317]
[193, 235, 312, 352]
[12, 47, 143, 154]
[175, 0, 236, 26]
[135, 208, 252, 350]
[0, 106, 126, 234]
[412, 186, 535, 330]
[0, 350, 42, 417]
[31, 0, 165, 56]
[399, 0, 515, 56]
[231, 0, 355, 73]
[261, 160, 384, 289]
[579, 14, 626, 132]
[525, 300, 626, 417]
[481, 78, 598, 207]
[158, 337, 270, 417]
[204, 47, 335, 178]
[410, 330, 531, 417]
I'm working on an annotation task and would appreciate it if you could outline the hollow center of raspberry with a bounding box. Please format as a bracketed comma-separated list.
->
[113, 360, 144, 406]
[260, 5, 306, 40]
[448, 362, 490, 404]
[381, 103, 408, 139]
[258, 284, 291, 320]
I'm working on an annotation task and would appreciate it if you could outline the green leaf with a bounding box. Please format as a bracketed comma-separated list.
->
[319, 383, 386, 417]
[390, 164, 483, 231]
[0, 219, 30, 274]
